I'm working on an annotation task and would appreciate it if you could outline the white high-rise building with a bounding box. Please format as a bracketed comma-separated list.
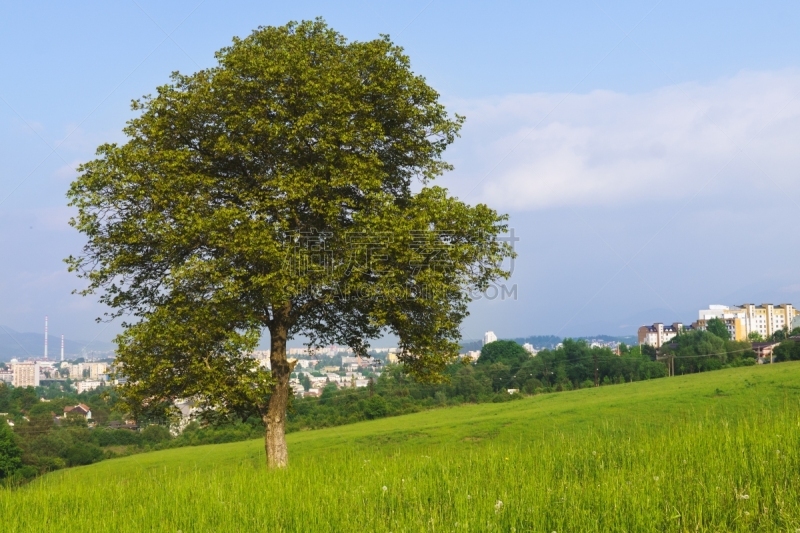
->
[522, 343, 537, 355]
[483, 331, 497, 346]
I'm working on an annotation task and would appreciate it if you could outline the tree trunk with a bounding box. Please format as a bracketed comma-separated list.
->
[265, 307, 291, 469]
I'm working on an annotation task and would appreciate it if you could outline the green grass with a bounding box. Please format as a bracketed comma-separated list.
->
[4, 363, 800, 532]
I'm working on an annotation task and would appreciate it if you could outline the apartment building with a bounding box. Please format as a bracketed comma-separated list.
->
[696, 304, 798, 339]
[696, 305, 747, 341]
[12, 362, 40, 387]
[638, 323, 685, 348]
[740, 303, 797, 338]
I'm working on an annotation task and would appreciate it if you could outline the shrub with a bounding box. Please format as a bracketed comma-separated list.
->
[364, 395, 388, 419]
[141, 424, 172, 444]
[64, 443, 104, 466]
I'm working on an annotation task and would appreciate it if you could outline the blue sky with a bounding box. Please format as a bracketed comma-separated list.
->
[2, 1, 800, 347]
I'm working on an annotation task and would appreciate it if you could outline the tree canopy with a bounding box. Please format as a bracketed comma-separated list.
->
[705, 318, 731, 341]
[67, 20, 513, 468]
[477, 340, 529, 367]
[660, 330, 755, 374]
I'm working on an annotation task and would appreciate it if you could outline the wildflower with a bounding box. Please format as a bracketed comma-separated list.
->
[592, 451, 597, 456]
[653, 476, 659, 481]
[494, 500, 504, 513]
[744, 511, 750, 516]
[737, 494, 750, 500]
[467, 494, 471, 500]
[382, 486, 388, 493]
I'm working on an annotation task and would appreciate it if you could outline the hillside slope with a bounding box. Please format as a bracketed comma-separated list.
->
[3, 363, 800, 532]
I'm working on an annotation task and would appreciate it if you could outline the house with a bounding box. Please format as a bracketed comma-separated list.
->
[63, 403, 92, 420]
[173, 398, 199, 434]
[751, 342, 781, 364]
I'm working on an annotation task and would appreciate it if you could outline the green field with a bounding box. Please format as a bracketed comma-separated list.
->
[3, 363, 800, 532]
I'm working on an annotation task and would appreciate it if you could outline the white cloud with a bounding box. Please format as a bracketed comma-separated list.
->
[446, 69, 800, 210]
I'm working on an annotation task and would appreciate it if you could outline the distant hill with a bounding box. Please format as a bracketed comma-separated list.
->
[0, 326, 115, 361]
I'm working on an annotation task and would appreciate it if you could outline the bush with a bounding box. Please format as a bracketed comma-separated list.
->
[364, 395, 388, 419]
[141, 425, 172, 444]
[91, 428, 142, 447]
[64, 443, 104, 466]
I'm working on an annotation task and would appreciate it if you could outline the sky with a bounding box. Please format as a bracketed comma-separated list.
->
[1, 0, 800, 348]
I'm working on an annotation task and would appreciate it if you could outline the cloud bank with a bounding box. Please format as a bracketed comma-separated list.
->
[447, 70, 800, 210]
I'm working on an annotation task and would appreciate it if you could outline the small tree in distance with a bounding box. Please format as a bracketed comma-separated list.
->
[747, 331, 764, 343]
[67, 20, 514, 469]
[705, 318, 731, 341]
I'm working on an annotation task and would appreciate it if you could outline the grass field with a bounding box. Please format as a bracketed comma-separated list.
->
[3, 363, 800, 532]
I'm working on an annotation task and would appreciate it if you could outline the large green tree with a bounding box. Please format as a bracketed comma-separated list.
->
[67, 20, 513, 468]
[476, 340, 529, 368]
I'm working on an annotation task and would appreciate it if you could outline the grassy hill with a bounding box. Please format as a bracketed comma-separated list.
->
[3, 363, 800, 531]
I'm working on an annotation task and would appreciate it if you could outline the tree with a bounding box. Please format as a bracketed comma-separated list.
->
[705, 318, 731, 341]
[64, 443, 103, 467]
[299, 373, 311, 392]
[67, 20, 512, 469]
[771, 327, 789, 342]
[477, 340, 529, 368]
[0, 419, 22, 479]
[747, 331, 764, 343]
[640, 344, 657, 361]
[773, 339, 800, 362]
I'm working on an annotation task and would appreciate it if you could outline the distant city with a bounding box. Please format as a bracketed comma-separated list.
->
[4, 302, 797, 397]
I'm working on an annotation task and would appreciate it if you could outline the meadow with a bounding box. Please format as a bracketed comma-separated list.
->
[3, 362, 800, 532]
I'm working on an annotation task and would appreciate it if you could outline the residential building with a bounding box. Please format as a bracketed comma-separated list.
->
[173, 398, 198, 434]
[12, 362, 40, 387]
[0, 371, 12, 384]
[64, 403, 92, 420]
[740, 303, 798, 338]
[695, 305, 747, 341]
[522, 343, 537, 356]
[76, 380, 102, 394]
[751, 342, 781, 364]
[483, 331, 497, 346]
[637, 323, 685, 348]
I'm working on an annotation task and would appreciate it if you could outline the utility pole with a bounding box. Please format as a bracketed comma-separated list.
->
[593, 351, 599, 387]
